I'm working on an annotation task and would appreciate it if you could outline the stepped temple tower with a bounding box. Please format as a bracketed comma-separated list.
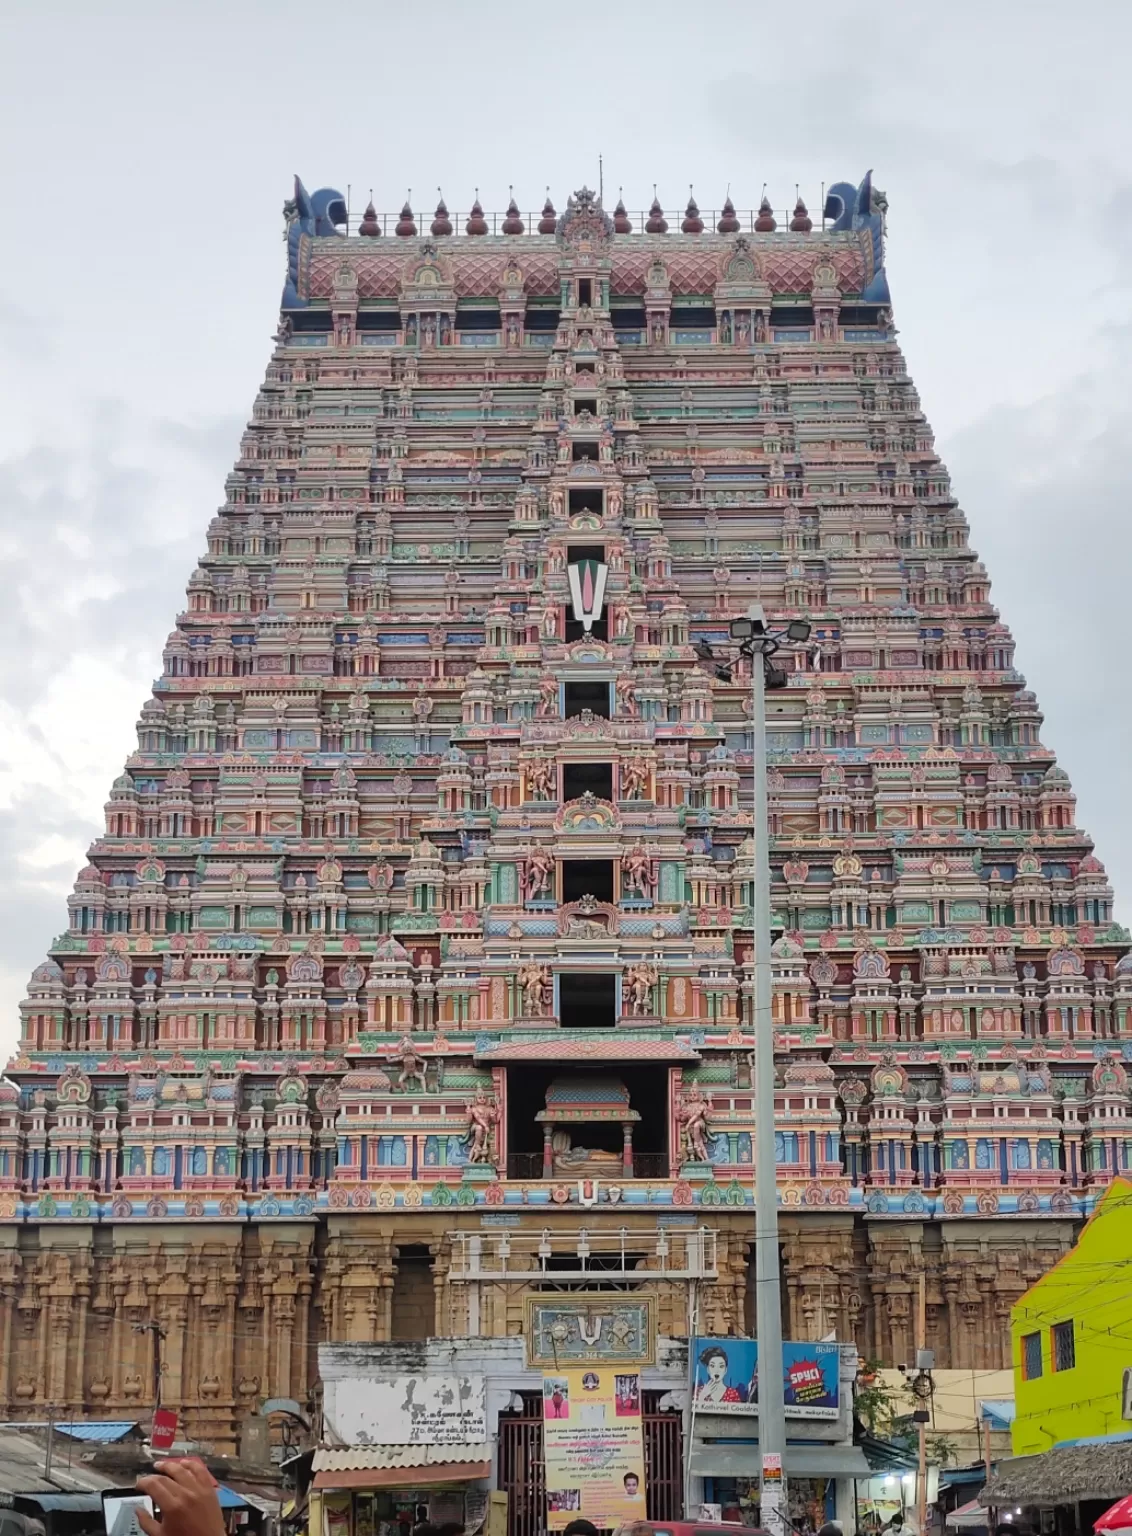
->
[6, 176, 1131, 1452]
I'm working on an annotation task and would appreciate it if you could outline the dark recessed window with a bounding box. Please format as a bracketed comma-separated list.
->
[578, 279, 593, 306]
[357, 310, 401, 331]
[456, 306, 501, 331]
[611, 306, 646, 330]
[563, 763, 613, 801]
[559, 973, 616, 1028]
[562, 861, 614, 904]
[568, 488, 603, 515]
[672, 305, 716, 328]
[564, 681, 611, 719]
[1021, 1332, 1042, 1381]
[525, 307, 560, 331]
[1051, 1321, 1075, 1372]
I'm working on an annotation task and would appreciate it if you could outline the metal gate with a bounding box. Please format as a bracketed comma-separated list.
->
[498, 1395, 546, 1536]
[642, 1391, 684, 1522]
[497, 1391, 684, 1536]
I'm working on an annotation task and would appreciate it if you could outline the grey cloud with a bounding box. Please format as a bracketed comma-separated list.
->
[945, 386, 1132, 916]
[0, 412, 241, 712]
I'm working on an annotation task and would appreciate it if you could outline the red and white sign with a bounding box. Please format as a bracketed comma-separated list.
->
[151, 1409, 179, 1451]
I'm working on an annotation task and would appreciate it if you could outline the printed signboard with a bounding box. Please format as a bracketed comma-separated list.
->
[690, 1337, 840, 1420]
[543, 1367, 646, 1531]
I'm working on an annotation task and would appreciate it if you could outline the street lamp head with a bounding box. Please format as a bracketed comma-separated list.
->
[764, 665, 788, 690]
[729, 618, 755, 640]
[786, 619, 812, 642]
[693, 640, 716, 661]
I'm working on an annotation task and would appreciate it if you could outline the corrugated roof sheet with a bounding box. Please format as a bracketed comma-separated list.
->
[22, 1495, 104, 1513]
[314, 1445, 491, 1473]
[1, 1423, 139, 1444]
[0, 1430, 118, 1496]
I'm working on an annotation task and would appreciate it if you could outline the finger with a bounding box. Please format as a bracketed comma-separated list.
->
[158, 1457, 217, 1491]
[137, 1476, 188, 1513]
[136, 1512, 161, 1536]
[151, 1461, 202, 1493]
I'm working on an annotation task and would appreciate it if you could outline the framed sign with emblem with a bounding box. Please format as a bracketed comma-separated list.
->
[525, 1294, 655, 1367]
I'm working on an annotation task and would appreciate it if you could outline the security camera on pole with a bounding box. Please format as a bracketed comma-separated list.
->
[695, 603, 813, 1536]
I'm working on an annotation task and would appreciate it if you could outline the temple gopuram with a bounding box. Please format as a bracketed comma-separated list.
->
[6, 176, 1130, 1453]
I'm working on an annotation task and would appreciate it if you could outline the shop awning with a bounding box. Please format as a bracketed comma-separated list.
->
[14, 1495, 104, 1513]
[313, 1445, 492, 1492]
[688, 1443, 872, 1479]
[946, 1500, 989, 1530]
[981, 1440, 1132, 1507]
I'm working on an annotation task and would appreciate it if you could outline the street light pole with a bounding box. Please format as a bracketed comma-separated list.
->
[748, 638, 788, 1536]
[697, 603, 813, 1536]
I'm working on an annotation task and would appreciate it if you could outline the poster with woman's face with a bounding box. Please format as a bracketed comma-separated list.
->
[690, 1337, 840, 1418]
[693, 1342, 750, 1405]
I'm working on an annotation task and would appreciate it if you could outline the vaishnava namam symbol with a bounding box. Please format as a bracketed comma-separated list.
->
[568, 559, 608, 632]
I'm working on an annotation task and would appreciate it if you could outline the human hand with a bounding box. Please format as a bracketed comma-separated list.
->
[136, 1458, 226, 1536]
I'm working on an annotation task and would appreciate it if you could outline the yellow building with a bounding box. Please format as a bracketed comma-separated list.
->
[1011, 1178, 1132, 1454]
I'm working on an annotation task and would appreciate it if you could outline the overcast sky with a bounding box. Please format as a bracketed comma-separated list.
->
[1, 0, 1129, 1055]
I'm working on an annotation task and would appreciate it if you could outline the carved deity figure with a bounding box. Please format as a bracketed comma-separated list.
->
[621, 758, 649, 800]
[537, 677, 559, 718]
[518, 961, 552, 1017]
[678, 1084, 711, 1163]
[465, 1089, 498, 1163]
[525, 846, 554, 901]
[551, 1130, 621, 1174]
[397, 1036, 428, 1093]
[527, 758, 556, 801]
[623, 845, 654, 901]
[616, 674, 639, 717]
[625, 962, 657, 1017]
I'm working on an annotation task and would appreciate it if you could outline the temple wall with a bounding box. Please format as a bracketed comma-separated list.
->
[0, 1211, 1075, 1451]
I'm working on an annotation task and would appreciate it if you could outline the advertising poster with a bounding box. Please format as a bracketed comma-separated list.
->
[542, 1367, 646, 1530]
[690, 1337, 840, 1419]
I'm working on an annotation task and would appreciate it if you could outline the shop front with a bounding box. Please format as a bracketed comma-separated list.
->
[311, 1447, 498, 1536]
[685, 1338, 870, 1531]
[319, 1316, 688, 1536]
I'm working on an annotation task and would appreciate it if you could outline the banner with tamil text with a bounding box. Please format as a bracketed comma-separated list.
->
[542, 1367, 647, 1530]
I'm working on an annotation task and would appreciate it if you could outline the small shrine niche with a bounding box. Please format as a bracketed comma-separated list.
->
[536, 1077, 639, 1178]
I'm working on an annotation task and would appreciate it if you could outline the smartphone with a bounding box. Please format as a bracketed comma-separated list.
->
[101, 1490, 156, 1536]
